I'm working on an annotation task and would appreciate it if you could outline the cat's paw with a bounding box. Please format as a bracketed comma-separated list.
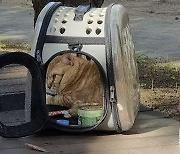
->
[61, 110, 72, 118]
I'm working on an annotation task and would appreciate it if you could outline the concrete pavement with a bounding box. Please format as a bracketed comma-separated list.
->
[131, 17, 180, 61]
[0, 6, 34, 44]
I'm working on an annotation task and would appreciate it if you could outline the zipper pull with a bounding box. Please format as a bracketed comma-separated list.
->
[110, 86, 116, 103]
[36, 50, 43, 64]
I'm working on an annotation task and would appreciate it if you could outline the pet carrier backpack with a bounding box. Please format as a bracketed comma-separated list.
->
[0, 2, 139, 138]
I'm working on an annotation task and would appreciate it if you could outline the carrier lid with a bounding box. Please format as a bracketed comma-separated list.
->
[0, 52, 48, 138]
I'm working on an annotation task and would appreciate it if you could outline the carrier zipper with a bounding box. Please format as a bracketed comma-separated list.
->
[110, 86, 122, 132]
[105, 3, 122, 132]
[110, 86, 116, 103]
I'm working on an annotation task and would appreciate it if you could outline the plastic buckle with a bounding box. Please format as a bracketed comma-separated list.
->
[68, 44, 83, 52]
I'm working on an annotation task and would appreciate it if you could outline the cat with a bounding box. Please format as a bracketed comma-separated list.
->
[46, 53, 103, 117]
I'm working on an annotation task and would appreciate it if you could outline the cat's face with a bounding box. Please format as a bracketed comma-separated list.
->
[46, 54, 87, 93]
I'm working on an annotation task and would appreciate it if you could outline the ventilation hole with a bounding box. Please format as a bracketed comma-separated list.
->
[96, 28, 101, 35]
[88, 20, 93, 24]
[86, 28, 92, 35]
[99, 13, 105, 17]
[62, 19, 67, 24]
[54, 18, 59, 23]
[97, 20, 103, 24]
[60, 27, 66, 34]
[56, 12, 60, 16]
[50, 27, 56, 33]
[89, 13, 95, 17]
[53, 27, 56, 32]
[64, 13, 70, 17]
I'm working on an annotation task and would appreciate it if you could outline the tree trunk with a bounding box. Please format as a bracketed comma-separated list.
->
[32, 0, 104, 25]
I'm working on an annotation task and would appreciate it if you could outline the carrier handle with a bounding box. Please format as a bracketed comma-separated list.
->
[74, 3, 91, 21]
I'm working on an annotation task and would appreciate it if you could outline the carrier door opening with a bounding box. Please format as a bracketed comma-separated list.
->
[46, 53, 104, 128]
[0, 64, 31, 127]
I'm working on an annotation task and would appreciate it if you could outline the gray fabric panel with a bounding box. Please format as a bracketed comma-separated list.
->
[45, 35, 105, 45]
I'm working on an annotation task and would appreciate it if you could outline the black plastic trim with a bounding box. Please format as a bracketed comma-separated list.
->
[35, 2, 62, 63]
[0, 52, 48, 138]
[45, 35, 106, 45]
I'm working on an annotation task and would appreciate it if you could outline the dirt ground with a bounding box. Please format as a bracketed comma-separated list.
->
[140, 88, 180, 121]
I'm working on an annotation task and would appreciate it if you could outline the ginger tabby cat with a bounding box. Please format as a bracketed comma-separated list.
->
[46, 53, 103, 117]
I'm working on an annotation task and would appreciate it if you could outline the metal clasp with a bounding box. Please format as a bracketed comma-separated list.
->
[68, 44, 83, 52]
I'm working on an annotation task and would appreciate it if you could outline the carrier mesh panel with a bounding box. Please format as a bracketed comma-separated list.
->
[0, 64, 31, 126]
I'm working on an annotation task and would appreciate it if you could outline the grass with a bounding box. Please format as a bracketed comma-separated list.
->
[0, 41, 31, 53]
[136, 54, 180, 121]
[0, 41, 7, 49]
[136, 54, 180, 89]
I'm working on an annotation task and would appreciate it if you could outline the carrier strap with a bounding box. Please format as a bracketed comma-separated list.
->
[74, 3, 91, 21]
[35, 2, 62, 64]
[45, 35, 105, 45]
[105, 4, 122, 132]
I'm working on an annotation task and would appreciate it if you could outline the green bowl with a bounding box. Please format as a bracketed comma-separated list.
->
[78, 109, 102, 126]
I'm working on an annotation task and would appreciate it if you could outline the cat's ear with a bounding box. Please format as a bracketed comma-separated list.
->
[61, 54, 74, 65]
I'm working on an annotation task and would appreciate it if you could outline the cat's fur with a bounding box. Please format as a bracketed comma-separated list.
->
[46, 53, 103, 116]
